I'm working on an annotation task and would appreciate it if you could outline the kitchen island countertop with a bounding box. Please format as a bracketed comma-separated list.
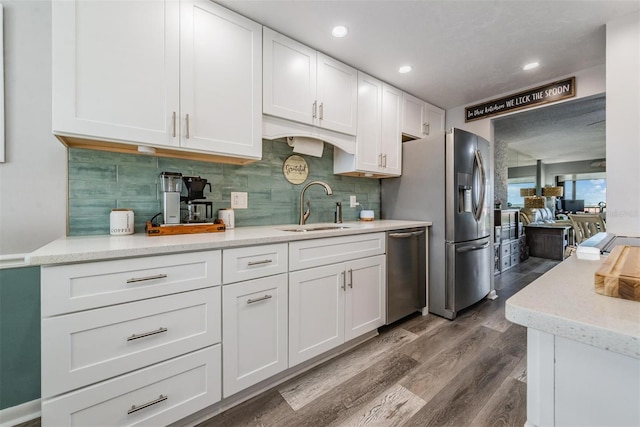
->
[506, 254, 640, 359]
[26, 220, 431, 266]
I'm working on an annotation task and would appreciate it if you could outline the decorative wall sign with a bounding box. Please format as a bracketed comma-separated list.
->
[465, 77, 576, 122]
[283, 155, 309, 184]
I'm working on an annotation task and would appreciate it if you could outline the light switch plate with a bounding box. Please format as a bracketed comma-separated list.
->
[231, 192, 248, 209]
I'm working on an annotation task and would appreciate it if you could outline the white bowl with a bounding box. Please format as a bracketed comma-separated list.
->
[360, 210, 374, 221]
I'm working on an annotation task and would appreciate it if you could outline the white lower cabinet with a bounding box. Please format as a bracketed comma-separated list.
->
[222, 274, 288, 397]
[289, 254, 386, 367]
[42, 345, 221, 426]
[40, 252, 223, 426]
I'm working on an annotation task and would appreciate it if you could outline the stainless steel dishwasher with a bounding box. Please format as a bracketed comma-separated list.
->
[386, 228, 427, 324]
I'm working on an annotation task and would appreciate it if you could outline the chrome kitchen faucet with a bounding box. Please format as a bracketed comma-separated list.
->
[299, 181, 333, 225]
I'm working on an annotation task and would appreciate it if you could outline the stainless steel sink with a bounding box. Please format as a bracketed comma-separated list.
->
[280, 224, 363, 232]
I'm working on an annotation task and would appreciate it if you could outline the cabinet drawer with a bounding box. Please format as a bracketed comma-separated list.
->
[511, 253, 520, 266]
[501, 244, 511, 257]
[289, 232, 385, 271]
[42, 251, 221, 316]
[510, 241, 519, 253]
[42, 345, 221, 427]
[222, 274, 288, 397]
[42, 287, 221, 398]
[501, 257, 511, 269]
[223, 244, 288, 284]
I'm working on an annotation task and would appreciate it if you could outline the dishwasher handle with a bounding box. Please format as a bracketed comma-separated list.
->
[388, 230, 425, 239]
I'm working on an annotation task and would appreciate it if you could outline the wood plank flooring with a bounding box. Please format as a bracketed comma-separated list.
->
[201, 256, 559, 427]
[16, 256, 558, 427]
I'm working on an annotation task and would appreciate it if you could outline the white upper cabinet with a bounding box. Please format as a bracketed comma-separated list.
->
[402, 92, 445, 139]
[179, 0, 262, 159]
[333, 73, 402, 177]
[263, 28, 357, 136]
[53, 0, 262, 161]
[52, 0, 180, 147]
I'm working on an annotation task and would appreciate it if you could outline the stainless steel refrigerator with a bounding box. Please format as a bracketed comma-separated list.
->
[381, 128, 491, 320]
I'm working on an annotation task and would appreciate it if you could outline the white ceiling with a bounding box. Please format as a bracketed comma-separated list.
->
[217, 0, 637, 165]
[217, 0, 639, 110]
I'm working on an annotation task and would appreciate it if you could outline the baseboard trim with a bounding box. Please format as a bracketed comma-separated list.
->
[0, 399, 41, 427]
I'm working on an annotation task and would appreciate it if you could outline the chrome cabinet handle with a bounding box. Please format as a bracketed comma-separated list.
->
[348, 269, 353, 288]
[247, 294, 272, 304]
[425, 123, 430, 135]
[247, 259, 273, 266]
[383, 154, 387, 167]
[312, 101, 317, 118]
[185, 113, 190, 139]
[319, 102, 324, 120]
[389, 230, 425, 238]
[127, 394, 168, 415]
[126, 274, 168, 284]
[378, 153, 382, 167]
[341, 270, 346, 290]
[172, 112, 176, 137]
[127, 327, 168, 341]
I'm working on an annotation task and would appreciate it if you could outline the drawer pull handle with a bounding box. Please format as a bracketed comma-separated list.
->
[247, 259, 273, 266]
[126, 274, 168, 284]
[127, 327, 168, 341]
[127, 394, 168, 415]
[247, 294, 272, 304]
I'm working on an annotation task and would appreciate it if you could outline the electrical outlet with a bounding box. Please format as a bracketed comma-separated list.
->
[231, 192, 248, 209]
[350, 195, 357, 208]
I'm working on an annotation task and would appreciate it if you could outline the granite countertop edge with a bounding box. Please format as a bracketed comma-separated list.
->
[505, 255, 640, 360]
[26, 220, 432, 266]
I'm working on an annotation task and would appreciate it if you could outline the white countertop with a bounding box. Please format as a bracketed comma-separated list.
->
[506, 255, 640, 359]
[26, 220, 431, 266]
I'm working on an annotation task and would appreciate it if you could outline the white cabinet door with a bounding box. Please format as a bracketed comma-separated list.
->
[180, 0, 262, 159]
[263, 29, 357, 136]
[402, 92, 445, 139]
[52, 0, 180, 147]
[426, 103, 446, 136]
[344, 255, 386, 341]
[222, 274, 288, 397]
[263, 27, 316, 126]
[316, 53, 358, 135]
[380, 83, 403, 175]
[402, 92, 427, 139]
[355, 72, 383, 173]
[289, 264, 345, 367]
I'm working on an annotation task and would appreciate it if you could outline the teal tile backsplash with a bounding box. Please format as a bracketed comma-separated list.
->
[68, 140, 382, 235]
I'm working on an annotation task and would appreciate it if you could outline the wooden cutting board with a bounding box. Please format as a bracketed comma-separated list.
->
[594, 245, 640, 301]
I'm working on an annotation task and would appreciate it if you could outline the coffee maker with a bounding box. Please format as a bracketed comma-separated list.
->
[160, 172, 182, 224]
[181, 176, 213, 223]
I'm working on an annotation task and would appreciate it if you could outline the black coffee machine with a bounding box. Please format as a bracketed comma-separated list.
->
[181, 176, 213, 223]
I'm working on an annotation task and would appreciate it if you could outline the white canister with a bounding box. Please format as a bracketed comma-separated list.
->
[218, 208, 234, 229]
[110, 209, 134, 235]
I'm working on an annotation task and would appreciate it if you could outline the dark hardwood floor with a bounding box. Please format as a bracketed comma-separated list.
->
[201, 256, 559, 427]
[16, 257, 558, 427]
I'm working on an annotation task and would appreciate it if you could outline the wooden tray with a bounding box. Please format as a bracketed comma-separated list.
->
[594, 245, 640, 301]
[145, 221, 226, 236]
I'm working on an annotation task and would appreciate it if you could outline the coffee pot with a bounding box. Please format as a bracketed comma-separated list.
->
[181, 175, 213, 223]
[184, 201, 213, 223]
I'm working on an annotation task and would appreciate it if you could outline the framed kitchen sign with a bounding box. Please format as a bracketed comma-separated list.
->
[0, 4, 4, 163]
[465, 77, 576, 122]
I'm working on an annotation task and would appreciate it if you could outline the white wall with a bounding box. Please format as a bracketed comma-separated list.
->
[606, 12, 640, 236]
[0, 1, 67, 259]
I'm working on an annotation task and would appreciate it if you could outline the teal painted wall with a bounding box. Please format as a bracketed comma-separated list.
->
[69, 139, 381, 235]
[0, 267, 41, 410]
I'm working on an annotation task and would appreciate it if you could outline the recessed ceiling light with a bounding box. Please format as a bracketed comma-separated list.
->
[399, 65, 412, 74]
[332, 26, 348, 38]
[523, 62, 540, 71]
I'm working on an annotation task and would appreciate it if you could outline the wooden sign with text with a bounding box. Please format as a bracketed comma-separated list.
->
[465, 77, 576, 122]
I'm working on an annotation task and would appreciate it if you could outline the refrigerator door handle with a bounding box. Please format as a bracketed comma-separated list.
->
[473, 149, 487, 222]
[456, 241, 490, 253]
